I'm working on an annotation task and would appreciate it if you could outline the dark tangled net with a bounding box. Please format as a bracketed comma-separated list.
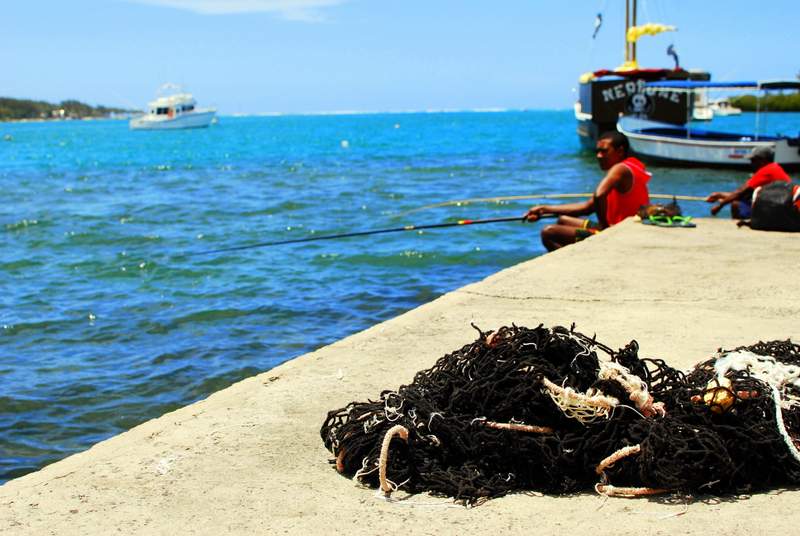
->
[320, 324, 800, 504]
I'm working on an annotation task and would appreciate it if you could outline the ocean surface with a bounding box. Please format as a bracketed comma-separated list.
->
[1, 110, 798, 483]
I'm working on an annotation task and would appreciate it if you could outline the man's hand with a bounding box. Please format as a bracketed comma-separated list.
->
[710, 203, 723, 216]
[525, 206, 547, 222]
[706, 192, 731, 203]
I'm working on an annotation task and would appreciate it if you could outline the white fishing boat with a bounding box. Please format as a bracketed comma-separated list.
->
[130, 85, 216, 130]
[617, 80, 800, 168]
[709, 97, 742, 116]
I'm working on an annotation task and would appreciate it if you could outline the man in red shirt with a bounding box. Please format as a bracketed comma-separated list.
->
[706, 146, 791, 219]
[525, 131, 651, 251]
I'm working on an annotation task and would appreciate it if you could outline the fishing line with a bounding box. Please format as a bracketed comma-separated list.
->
[393, 193, 707, 218]
[184, 215, 532, 257]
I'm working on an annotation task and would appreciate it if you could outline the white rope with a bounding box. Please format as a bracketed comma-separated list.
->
[713, 350, 800, 462]
[595, 483, 668, 497]
[770, 384, 800, 465]
[384, 392, 405, 422]
[542, 377, 618, 424]
[595, 444, 641, 475]
[598, 361, 665, 418]
[353, 457, 379, 485]
[379, 425, 410, 496]
[715, 351, 800, 397]
[481, 420, 554, 434]
[564, 331, 594, 359]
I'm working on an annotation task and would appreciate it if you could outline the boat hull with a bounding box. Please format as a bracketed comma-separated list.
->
[711, 107, 742, 117]
[618, 118, 800, 169]
[130, 110, 216, 130]
[575, 104, 600, 150]
[692, 108, 713, 121]
[709, 100, 742, 116]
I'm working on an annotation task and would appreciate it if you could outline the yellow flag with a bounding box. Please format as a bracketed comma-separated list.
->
[626, 23, 677, 43]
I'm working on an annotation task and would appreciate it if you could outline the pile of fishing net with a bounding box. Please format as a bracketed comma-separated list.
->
[320, 324, 800, 504]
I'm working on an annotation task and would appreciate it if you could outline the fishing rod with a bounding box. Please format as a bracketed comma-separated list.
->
[393, 193, 708, 218]
[186, 215, 530, 257]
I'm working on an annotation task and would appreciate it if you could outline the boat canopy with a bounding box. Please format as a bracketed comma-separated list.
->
[644, 80, 800, 91]
[147, 93, 197, 109]
[760, 81, 800, 90]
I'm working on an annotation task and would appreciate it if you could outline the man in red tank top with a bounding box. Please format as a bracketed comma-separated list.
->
[524, 131, 651, 251]
[705, 146, 791, 219]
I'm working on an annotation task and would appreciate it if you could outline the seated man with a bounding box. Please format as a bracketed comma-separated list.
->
[706, 146, 791, 219]
[525, 131, 651, 251]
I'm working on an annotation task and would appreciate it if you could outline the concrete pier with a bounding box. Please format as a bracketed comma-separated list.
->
[2, 218, 799, 535]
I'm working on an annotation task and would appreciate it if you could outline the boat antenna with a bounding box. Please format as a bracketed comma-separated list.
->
[158, 82, 183, 96]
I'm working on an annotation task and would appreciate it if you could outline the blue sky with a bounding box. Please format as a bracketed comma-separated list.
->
[3, 0, 799, 114]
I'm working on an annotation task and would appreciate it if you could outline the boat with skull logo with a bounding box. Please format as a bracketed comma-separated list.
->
[574, 0, 710, 149]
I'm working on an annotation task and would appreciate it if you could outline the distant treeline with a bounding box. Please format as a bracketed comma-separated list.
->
[730, 93, 800, 112]
[0, 97, 135, 121]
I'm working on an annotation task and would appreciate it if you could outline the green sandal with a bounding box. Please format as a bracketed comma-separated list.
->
[641, 215, 697, 228]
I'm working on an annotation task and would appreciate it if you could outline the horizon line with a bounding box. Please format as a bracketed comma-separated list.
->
[221, 107, 572, 117]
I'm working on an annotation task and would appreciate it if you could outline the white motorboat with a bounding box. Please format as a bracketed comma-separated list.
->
[709, 97, 742, 116]
[617, 80, 800, 169]
[130, 86, 215, 130]
[692, 90, 714, 121]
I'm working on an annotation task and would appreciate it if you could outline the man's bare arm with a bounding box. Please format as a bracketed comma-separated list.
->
[525, 198, 595, 221]
[593, 163, 633, 227]
[594, 162, 633, 198]
[710, 183, 750, 215]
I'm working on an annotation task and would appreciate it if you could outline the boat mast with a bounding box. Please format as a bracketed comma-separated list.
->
[631, 0, 637, 64]
[625, 0, 638, 66]
[625, 0, 630, 64]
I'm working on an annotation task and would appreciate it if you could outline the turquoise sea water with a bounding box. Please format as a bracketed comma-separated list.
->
[1, 110, 798, 483]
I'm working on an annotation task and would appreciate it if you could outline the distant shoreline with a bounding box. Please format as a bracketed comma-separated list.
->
[0, 96, 136, 122]
[730, 93, 800, 112]
[1, 116, 129, 124]
[2, 108, 569, 123]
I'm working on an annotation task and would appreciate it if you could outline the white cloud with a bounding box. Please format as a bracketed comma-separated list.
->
[126, 0, 348, 21]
